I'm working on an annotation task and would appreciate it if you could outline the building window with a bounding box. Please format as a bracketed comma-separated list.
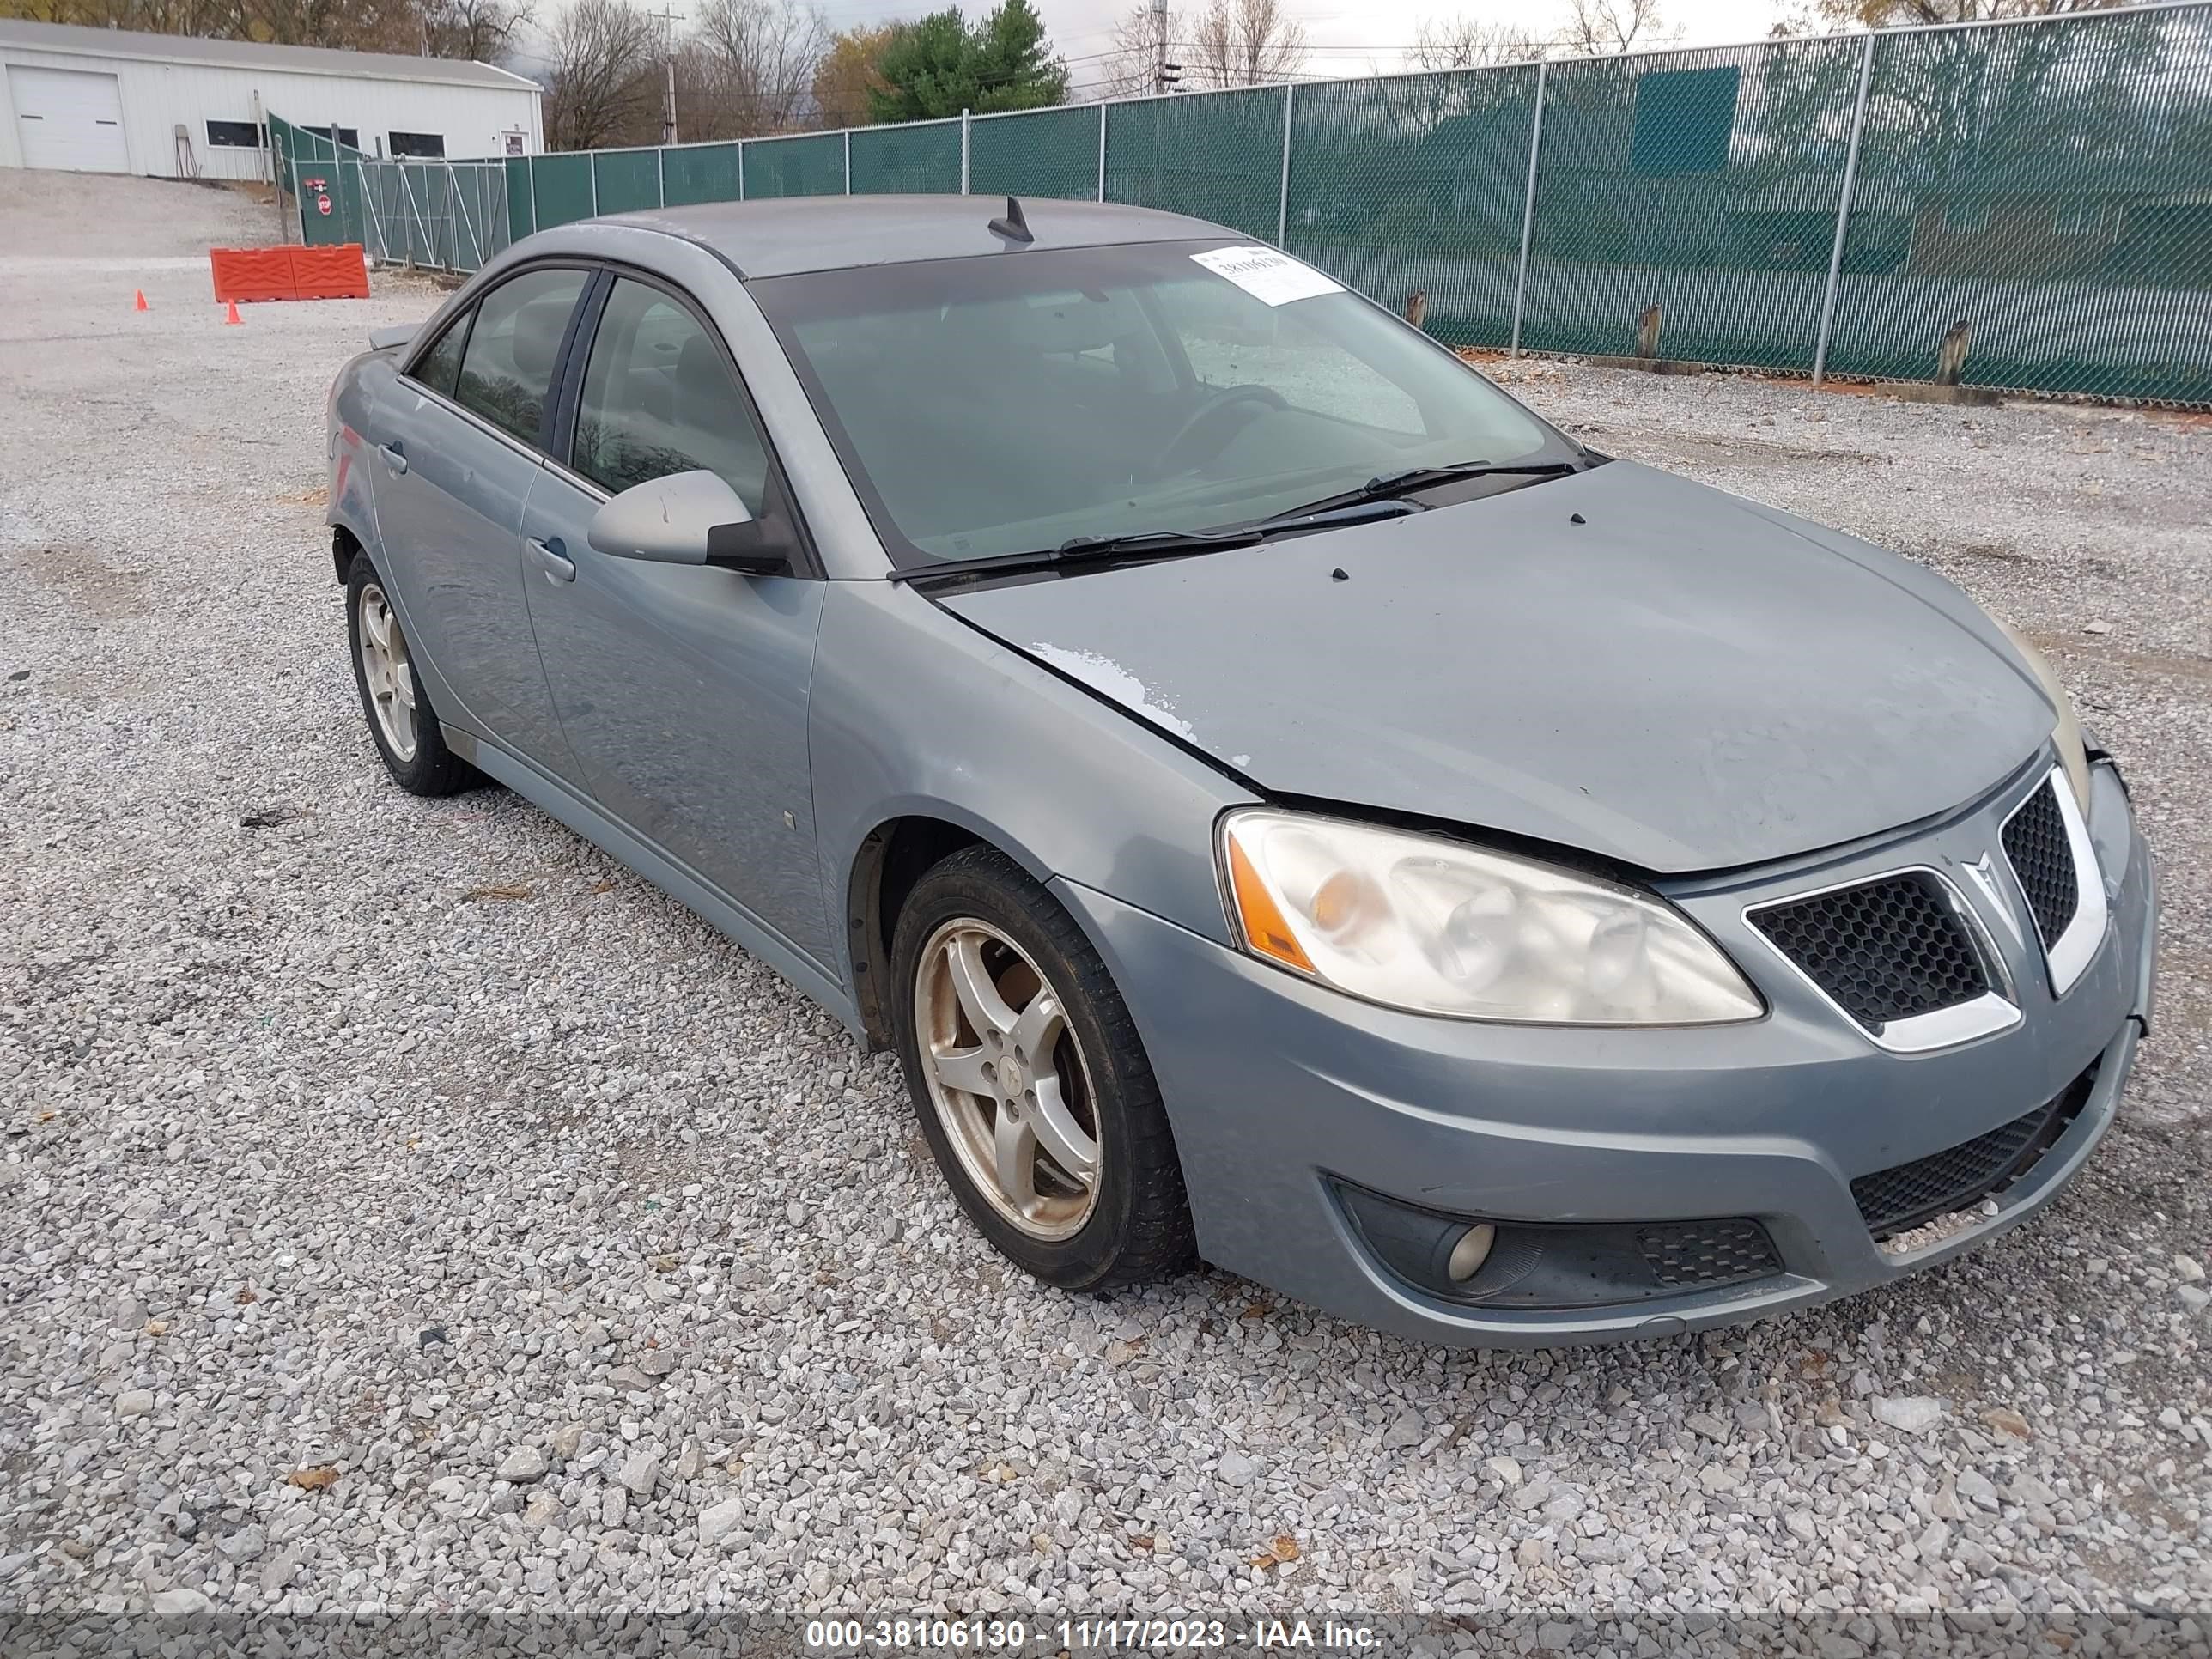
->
[388, 131, 446, 159]
[2055, 200, 2119, 237]
[303, 125, 361, 151]
[1942, 200, 1989, 234]
[206, 119, 265, 149]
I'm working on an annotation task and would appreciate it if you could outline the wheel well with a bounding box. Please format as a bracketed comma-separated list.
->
[332, 524, 362, 587]
[848, 816, 984, 1049]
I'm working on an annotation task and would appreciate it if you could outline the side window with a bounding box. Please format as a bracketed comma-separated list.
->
[572, 277, 769, 513]
[454, 267, 589, 447]
[408, 307, 471, 398]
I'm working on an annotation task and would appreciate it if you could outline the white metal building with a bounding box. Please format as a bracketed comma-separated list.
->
[0, 20, 541, 180]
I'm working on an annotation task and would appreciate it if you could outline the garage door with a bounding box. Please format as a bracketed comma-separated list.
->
[9, 65, 130, 173]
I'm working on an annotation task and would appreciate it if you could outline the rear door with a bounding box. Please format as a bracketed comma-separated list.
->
[369, 265, 588, 777]
[520, 270, 832, 968]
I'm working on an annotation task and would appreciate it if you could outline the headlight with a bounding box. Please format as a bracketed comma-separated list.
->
[1993, 617, 2091, 814]
[1218, 810, 1762, 1024]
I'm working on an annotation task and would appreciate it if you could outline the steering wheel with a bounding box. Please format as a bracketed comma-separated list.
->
[1142, 384, 1289, 480]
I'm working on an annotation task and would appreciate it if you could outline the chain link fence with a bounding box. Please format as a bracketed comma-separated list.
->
[283, 1, 2212, 404]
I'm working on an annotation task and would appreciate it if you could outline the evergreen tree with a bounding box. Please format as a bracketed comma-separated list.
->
[867, 0, 1067, 123]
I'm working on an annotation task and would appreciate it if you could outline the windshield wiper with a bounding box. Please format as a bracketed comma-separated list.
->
[1269, 459, 1581, 520]
[888, 497, 1419, 584]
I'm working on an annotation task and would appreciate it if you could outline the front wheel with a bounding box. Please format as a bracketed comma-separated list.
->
[890, 845, 1196, 1291]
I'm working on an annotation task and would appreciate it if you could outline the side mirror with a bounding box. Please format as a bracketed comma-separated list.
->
[587, 470, 786, 574]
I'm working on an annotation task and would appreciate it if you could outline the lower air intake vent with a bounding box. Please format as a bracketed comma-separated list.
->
[1635, 1219, 1784, 1288]
[1750, 872, 1989, 1032]
[1851, 1063, 2099, 1237]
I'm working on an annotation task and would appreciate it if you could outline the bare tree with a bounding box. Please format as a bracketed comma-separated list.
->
[684, 0, 827, 137]
[1407, 15, 1547, 68]
[421, 0, 534, 60]
[1556, 0, 1680, 53]
[1186, 0, 1306, 88]
[544, 0, 660, 149]
[1097, 0, 1176, 96]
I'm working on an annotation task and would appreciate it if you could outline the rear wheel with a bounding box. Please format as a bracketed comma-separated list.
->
[891, 845, 1195, 1291]
[347, 556, 473, 797]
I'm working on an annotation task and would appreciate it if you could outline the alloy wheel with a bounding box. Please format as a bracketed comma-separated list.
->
[913, 917, 1102, 1240]
[357, 581, 418, 762]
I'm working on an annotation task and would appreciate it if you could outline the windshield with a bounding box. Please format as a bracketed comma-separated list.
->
[750, 240, 1572, 568]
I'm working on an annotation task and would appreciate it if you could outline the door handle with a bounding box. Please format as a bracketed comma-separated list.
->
[527, 536, 575, 584]
[377, 441, 408, 475]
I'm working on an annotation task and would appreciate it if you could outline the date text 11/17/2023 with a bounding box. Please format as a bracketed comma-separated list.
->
[803, 1619, 1382, 1650]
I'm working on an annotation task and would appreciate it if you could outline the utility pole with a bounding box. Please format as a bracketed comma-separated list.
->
[1152, 0, 1180, 94]
[649, 1, 681, 146]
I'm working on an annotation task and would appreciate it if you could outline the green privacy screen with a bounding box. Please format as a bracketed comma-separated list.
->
[1827, 4, 2212, 403]
[505, 155, 534, 239]
[744, 133, 845, 199]
[1284, 65, 1540, 347]
[1107, 88, 1287, 241]
[592, 149, 662, 215]
[305, 3, 2212, 404]
[1517, 35, 1865, 369]
[850, 120, 962, 193]
[971, 106, 1100, 200]
[662, 142, 744, 206]
[529, 153, 596, 229]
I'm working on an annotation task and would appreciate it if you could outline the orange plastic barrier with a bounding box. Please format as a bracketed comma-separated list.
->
[291, 244, 370, 301]
[209, 244, 369, 303]
[210, 246, 298, 303]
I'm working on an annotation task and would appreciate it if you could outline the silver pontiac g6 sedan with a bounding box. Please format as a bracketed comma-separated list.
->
[327, 196, 2156, 1347]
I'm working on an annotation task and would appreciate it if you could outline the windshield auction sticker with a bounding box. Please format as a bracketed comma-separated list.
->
[1190, 245, 1346, 307]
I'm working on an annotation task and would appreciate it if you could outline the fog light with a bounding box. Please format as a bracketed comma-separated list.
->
[1446, 1222, 1496, 1282]
[1332, 1180, 1784, 1310]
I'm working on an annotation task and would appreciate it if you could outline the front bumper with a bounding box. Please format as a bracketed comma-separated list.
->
[1057, 757, 2155, 1348]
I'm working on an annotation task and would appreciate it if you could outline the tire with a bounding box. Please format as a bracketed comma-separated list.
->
[345, 554, 474, 798]
[890, 844, 1196, 1291]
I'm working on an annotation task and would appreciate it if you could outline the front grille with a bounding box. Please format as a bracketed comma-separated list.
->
[1851, 1063, 2099, 1237]
[2002, 780, 2080, 948]
[1635, 1219, 1783, 1287]
[1751, 872, 1990, 1032]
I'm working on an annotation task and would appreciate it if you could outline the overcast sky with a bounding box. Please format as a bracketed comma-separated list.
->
[609, 0, 1792, 91]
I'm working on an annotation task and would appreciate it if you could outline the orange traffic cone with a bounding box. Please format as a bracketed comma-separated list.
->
[133, 289, 149, 312]
[223, 300, 242, 325]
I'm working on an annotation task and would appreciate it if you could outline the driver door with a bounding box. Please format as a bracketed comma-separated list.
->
[520, 271, 833, 970]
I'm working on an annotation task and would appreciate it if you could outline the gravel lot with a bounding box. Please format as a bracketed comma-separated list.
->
[3, 170, 2208, 1628]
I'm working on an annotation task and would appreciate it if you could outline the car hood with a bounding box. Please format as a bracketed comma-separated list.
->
[938, 461, 2054, 874]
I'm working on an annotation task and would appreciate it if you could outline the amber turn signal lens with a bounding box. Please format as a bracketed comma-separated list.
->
[1227, 836, 1315, 973]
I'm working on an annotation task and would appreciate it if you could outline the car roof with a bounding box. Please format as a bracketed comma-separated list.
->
[596, 194, 1239, 279]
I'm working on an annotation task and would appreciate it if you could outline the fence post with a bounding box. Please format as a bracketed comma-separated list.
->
[658, 144, 666, 208]
[589, 152, 600, 217]
[1275, 83, 1294, 247]
[1097, 101, 1108, 201]
[1813, 32, 1877, 389]
[738, 140, 746, 201]
[1509, 59, 1547, 358]
[527, 155, 539, 236]
[844, 129, 853, 194]
[960, 109, 971, 193]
